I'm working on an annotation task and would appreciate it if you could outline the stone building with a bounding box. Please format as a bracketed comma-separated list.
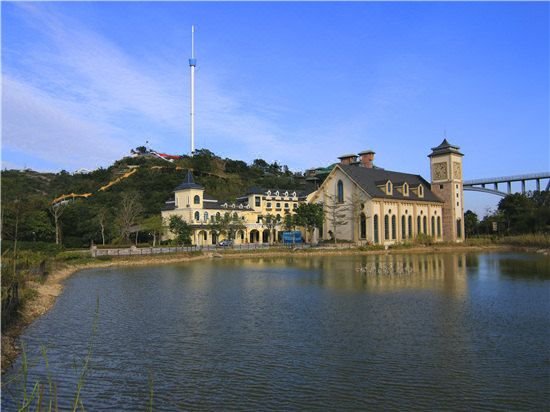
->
[309, 139, 464, 244]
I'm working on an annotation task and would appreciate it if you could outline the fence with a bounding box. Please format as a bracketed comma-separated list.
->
[91, 243, 312, 257]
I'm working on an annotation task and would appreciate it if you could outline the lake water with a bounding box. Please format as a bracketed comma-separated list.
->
[2, 252, 549, 410]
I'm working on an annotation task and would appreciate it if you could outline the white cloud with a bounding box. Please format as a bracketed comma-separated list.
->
[2, 75, 130, 170]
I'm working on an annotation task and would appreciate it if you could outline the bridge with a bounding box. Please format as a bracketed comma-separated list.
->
[463, 172, 550, 197]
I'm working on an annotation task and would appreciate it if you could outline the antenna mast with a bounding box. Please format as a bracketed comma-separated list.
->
[189, 25, 197, 156]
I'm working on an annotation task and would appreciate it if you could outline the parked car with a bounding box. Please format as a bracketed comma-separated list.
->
[218, 239, 234, 247]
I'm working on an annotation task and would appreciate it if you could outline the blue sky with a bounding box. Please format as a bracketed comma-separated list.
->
[2, 1, 549, 216]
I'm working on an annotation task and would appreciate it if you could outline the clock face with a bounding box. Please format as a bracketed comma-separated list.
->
[453, 162, 462, 179]
[432, 162, 448, 181]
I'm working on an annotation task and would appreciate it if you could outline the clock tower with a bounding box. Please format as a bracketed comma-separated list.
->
[428, 139, 465, 242]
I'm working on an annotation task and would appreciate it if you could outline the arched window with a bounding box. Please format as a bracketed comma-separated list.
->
[401, 215, 406, 239]
[233, 212, 238, 220]
[194, 195, 200, 204]
[417, 216, 422, 234]
[423, 216, 427, 234]
[437, 216, 441, 237]
[204, 211, 208, 222]
[360, 213, 367, 239]
[384, 215, 390, 240]
[431, 216, 435, 236]
[194, 211, 200, 221]
[373, 215, 379, 244]
[337, 180, 344, 203]
[391, 215, 396, 240]
[408, 215, 413, 238]
[457, 219, 462, 238]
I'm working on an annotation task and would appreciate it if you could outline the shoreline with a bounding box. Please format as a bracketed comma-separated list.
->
[1, 244, 544, 373]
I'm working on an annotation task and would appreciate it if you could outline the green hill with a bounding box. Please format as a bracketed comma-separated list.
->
[1, 149, 310, 248]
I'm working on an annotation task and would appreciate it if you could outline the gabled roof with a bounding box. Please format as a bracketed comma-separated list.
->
[339, 165, 443, 203]
[428, 139, 464, 157]
[174, 171, 204, 191]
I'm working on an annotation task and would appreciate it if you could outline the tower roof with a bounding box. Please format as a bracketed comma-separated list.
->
[174, 170, 204, 191]
[428, 139, 463, 157]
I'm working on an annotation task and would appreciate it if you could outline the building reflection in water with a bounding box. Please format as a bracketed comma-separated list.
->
[174, 253, 471, 299]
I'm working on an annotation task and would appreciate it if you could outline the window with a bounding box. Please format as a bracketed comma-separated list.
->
[408, 215, 413, 238]
[276, 203, 281, 209]
[216, 212, 221, 220]
[403, 183, 409, 196]
[194, 195, 200, 204]
[384, 215, 390, 240]
[417, 216, 421, 234]
[387, 181, 393, 194]
[437, 216, 441, 237]
[440, 185, 444, 189]
[373, 215, 379, 244]
[266, 202, 272, 209]
[337, 180, 344, 203]
[284, 203, 289, 209]
[255, 196, 261, 207]
[391, 215, 396, 240]
[401, 215, 406, 239]
[419, 185, 424, 197]
[293, 203, 298, 209]
[423, 216, 427, 234]
[360, 213, 367, 239]
[233, 212, 238, 220]
[457, 219, 462, 238]
[203, 231, 207, 240]
[431, 216, 435, 236]
[194, 211, 200, 221]
[204, 212, 209, 221]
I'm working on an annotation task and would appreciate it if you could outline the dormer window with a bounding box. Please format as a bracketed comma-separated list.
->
[266, 190, 271, 196]
[275, 190, 279, 196]
[418, 185, 424, 198]
[403, 182, 409, 196]
[292, 191, 296, 197]
[386, 181, 393, 195]
[284, 191, 288, 197]
[239, 204, 243, 209]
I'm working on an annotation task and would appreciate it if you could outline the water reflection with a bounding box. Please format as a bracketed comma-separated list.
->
[245, 253, 469, 298]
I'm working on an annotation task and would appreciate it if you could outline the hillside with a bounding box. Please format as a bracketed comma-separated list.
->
[1, 149, 314, 248]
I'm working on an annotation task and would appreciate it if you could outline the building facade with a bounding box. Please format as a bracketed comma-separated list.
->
[309, 139, 464, 245]
[161, 171, 310, 245]
[161, 139, 464, 246]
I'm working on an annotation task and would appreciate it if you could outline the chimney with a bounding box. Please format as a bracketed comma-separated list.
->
[338, 153, 358, 166]
[358, 149, 375, 168]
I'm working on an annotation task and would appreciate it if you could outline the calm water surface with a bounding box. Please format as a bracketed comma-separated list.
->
[2, 252, 549, 410]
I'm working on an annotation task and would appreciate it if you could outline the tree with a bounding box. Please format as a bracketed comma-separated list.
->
[294, 203, 323, 244]
[116, 192, 143, 242]
[323, 194, 349, 244]
[464, 210, 479, 237]
[142, 215, 164, 247]
[96, 208, 112, 246]
[49, 201, 68, 245]
[211, 212, 246, 242]
[168, 215, 192, 245]
[260, 213, 282, 245]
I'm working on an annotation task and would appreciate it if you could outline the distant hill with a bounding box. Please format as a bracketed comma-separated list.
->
[1, 148, 314, 248]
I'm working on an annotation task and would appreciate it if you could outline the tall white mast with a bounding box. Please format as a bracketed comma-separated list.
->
[189, 25, 196, 156]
